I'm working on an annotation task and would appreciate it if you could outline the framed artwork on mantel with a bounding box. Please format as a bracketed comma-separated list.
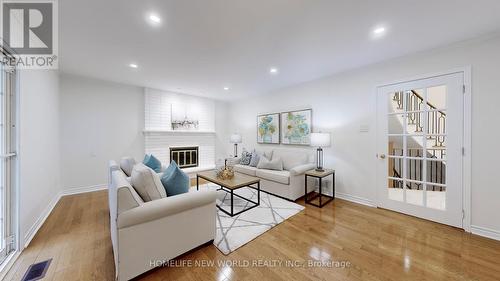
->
[171, 103, 199, 131]
[281, 109, 312, 145]
[257, 113, 280, 144]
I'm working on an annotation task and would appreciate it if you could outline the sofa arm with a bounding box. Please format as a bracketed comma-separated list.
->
[109, 160, 120, 172]
[109, 160, 121, 186]
[289, 163, 316, 176]
[226, 157, 241, 165]
[117, 190, 217, 229]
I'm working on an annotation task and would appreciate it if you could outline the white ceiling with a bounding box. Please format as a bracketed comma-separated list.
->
[60, 0, 500, 100]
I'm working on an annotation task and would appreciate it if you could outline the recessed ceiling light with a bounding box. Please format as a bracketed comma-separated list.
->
[149, 14, 161, 23]
[223, 87, 230, 91]
[148, 13, 161, 26]
[269, 67, 279, 74]
[373, 27, 386, 35]
[129, 63, 138, 68]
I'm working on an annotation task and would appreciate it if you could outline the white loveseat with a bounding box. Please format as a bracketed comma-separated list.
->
[233, 148, 316, 201]
[108, 160, 217, 281]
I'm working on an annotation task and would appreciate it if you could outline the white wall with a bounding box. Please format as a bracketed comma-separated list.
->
[228, 34, 500, 235]
[19, 70, 61, 246]
[145, 88, 216, 132]
[59, 74, 144, 190]
[214, 100, 229, 162]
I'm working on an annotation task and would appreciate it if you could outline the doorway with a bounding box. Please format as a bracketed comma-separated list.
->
[0, 50, 18, 265]
[376, 72, 465, 228]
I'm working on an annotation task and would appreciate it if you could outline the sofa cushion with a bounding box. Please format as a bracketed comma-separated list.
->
[256, 169, 290, 185]
[272, 150, 308, 171]
[143, 154, 162, 173]
[234, 164, 258, 176]
[161, 161, 189, 196]
[257, 156, 283, 171]
[120, 157, 136, 177]
[131, 163, 167, 202]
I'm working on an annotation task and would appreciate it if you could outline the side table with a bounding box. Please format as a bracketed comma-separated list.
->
[304, 169, 335, 207]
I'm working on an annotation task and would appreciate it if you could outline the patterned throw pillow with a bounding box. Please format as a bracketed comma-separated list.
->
[249, 150, 260, 167]
[239, 150, 252, 165]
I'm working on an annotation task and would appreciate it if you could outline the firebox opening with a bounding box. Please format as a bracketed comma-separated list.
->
[169, 146, 199, 168]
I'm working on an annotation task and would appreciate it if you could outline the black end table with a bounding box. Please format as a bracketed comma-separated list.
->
[305, 169, 335, 208]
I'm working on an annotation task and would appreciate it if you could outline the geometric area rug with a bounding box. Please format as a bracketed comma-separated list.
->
[197, 183, 304, 255]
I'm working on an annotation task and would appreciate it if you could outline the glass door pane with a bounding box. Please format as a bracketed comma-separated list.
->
[387, 85, 448, 209]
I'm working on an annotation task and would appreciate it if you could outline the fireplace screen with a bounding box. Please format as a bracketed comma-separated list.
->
[169, 146, 198, 168]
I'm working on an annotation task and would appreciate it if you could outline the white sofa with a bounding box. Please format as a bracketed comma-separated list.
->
[233, 148, 316, 201]
[108, 160, 217, 281]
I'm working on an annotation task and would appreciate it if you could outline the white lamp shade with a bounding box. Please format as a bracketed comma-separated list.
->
[310, 133, 331, 147]
[230, 133, 242, 143]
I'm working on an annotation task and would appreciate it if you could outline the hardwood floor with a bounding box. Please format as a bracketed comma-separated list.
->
[5, 189, 500, 281]
[4, 191, 114, 281]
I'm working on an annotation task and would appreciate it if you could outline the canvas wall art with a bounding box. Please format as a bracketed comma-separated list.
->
[281, 109, 312, 145]
[257, 113, 280, 144]
[171, 103, 199, 130]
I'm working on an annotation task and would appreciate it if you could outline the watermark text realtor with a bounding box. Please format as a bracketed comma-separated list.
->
[1, 0, 58, 69]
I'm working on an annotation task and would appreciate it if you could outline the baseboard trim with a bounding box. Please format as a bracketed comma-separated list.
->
[335, 192, 376, 207]
[471, 225, 500, 241]
[60, 184, 107, 197]
[23, 191, 61, 248]
[0, 250, 21, 280]
[23, 184, 107, 248]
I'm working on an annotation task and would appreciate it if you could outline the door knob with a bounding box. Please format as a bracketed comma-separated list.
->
[380, 154, 386, 159]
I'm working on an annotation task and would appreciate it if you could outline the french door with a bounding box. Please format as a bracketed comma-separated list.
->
[376, 72, 464, 228]
[0, 51, 17, 265]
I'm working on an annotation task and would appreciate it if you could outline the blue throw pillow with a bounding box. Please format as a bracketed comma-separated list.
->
[143, 154, 162, 173]
[161, 161, 189, 196]
[163, 160, 176, 178]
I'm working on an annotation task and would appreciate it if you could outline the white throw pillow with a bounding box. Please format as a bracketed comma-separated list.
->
[272, 150, 308, 170]
[120, 157, 136, 177]
[131, 163, 167, 202]
[259, 150, 273, 160]
[257, 156, 283, 171]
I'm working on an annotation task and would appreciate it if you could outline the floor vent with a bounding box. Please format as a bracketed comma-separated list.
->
[21, 259, 52, 281]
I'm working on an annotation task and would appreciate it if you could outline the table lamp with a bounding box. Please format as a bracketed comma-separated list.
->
[310, 132, 331, 172]
[230, 133, 242, 157]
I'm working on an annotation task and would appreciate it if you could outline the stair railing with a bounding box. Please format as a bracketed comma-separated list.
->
[390, 148, 445, 191]
[393, 90, 446, 146]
